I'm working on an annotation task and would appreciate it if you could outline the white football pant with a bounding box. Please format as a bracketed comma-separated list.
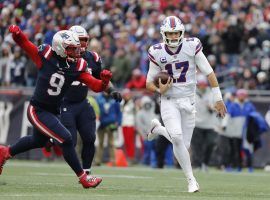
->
[160, 95, 196, 181]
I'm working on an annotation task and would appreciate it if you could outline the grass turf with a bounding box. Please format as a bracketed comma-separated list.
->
[0, 160, 270, 200]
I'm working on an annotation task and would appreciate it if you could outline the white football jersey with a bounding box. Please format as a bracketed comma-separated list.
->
[147, 37, 203, 98]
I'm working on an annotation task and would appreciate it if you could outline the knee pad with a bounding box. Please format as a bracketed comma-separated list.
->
[171, 134, 184, 146]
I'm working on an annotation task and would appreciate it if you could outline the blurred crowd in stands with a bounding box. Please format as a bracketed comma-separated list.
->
[0, 0, 270, 90]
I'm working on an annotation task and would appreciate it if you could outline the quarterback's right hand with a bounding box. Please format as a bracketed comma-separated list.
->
[158, 77, 173, 95]
[214, 100, 227, 118]
[9, 25, 21, 35]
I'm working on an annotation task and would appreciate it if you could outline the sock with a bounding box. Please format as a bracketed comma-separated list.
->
[81, 142, 95, 170]
[61, 141, 83, 176]
[84, 169, 91, 175]
[171, 135, 195, 182]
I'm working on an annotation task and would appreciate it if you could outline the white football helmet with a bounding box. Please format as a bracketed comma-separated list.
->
[69, 25, 89, 52]
[160, 16, 185, 47]
[52, 30, 81, 60]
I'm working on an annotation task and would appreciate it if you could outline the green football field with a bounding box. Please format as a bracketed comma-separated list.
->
[0, 160, 270, 200]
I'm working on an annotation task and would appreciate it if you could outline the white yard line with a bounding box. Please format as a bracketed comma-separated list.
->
[29, 172, 153, 179]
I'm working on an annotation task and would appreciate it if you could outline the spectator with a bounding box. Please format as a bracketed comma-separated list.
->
[224, 89, 256, 172]
[125, 68, 146, 90]
[191, 75, 218, 171]
[95, 93, 122, 166]
[1, 0, 270, 90]
[9, 46, 27, 86]
[240, 38, 262, 70]
[121, 89, 136, 164]
[221, 24, 242, 67]
[135, 96, 157, 167]
[0, 43, 12, 86]
[111, 48, 132, 87]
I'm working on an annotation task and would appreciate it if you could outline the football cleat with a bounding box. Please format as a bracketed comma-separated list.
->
[147, 119, 161, 141]
[79, 172, 102, 188]
[188, 180, 200, 193]
[0, 145, 11, 175]
[87, 175, 103, 185]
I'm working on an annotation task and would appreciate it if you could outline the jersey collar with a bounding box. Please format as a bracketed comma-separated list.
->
[165, 43, 182, 55]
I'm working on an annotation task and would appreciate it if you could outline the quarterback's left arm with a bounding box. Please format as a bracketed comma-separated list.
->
[195, 51, 227, 118]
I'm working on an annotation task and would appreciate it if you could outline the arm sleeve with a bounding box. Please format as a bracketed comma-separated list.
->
[146, 61, 161, 83]
[12, 32, 42, 68]
[195, 51, 213, 76]
[78, 71, 107, 92]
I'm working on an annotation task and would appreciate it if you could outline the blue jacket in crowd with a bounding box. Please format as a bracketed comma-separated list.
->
[96, 94, 122, 129]
[227, 100, 256, 117]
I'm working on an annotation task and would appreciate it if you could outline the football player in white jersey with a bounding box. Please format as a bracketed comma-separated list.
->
[146, 16, 227, 193]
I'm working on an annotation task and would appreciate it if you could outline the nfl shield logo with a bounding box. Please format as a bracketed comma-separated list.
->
[160, 57, 167, 63]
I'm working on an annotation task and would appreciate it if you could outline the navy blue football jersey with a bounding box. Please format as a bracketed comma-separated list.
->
[63, 51, 102, 102]
[30, 44, 87, 113]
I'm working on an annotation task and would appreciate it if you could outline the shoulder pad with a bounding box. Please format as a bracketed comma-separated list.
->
[76, 58, 88, 72]
[90, 51, 102, 63]
[184, 37, 203, 56]
[148, 43, 163, 67]
[38, 44, 52, 59]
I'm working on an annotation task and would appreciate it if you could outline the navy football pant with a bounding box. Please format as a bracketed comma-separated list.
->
[60, 99, 96, 170]
[9, 104, 83, 176]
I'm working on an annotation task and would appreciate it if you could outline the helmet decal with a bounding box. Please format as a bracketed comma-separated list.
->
[169, 17, 176, 29]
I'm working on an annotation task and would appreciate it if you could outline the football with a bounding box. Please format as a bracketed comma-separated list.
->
[154, 72, 170, 87]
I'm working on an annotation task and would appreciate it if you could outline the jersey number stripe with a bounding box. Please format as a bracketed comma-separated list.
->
[165, 61, 189, 83]
[47, 73, 65, 96]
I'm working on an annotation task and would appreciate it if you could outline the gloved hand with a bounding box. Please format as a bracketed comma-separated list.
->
[110, 91, 122, 102]
[100, 70, 112, 85]
[9, 25, 21, 35]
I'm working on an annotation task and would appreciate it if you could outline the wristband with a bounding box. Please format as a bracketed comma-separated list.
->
[211, 87, 223, 102]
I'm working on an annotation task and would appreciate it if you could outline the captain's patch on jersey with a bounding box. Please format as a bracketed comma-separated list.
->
[160, 57, 167, 63]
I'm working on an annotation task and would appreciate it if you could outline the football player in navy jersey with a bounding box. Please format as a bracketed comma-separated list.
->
[59, 25, 122, 176]
[0, 25, 112, 188]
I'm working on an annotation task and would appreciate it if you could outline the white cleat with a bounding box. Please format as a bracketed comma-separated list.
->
[188, 181, 200, 193]
[147, 119, 161, 141]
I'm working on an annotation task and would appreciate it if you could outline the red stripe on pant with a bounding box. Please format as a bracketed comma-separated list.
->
[27, 105, 64, 143]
